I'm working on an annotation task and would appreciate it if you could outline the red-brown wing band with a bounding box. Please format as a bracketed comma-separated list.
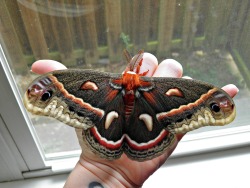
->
[156, 88, 218, 120]
[49, 75, 104, 118]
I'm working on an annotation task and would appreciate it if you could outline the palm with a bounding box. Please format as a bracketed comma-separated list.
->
[76, 127, 181, 186]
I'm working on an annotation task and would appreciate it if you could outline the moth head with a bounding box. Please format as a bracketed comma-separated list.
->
[24, 76, 56, 115]
[206, 90, 236, 125]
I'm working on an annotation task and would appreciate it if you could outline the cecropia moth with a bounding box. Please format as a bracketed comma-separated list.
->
[23, 50, 236, 161]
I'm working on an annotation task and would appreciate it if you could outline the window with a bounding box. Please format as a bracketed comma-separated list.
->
[1, 0, 250, 181]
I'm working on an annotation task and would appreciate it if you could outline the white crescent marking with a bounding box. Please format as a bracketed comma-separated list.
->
[139, 113, 153, 131]
[105, 111, 119, 129]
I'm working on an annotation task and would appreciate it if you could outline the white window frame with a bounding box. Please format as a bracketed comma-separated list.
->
[1, 44, 250, 181]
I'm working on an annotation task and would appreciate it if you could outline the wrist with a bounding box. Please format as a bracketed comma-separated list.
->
[64, 158, 140, 188]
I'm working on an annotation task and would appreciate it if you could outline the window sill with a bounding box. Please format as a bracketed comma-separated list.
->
[21, 125, 250, 178]
[172, 125, 250, 157]
[1, 140, 250, 188]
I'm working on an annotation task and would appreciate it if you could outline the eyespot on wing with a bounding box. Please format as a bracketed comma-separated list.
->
[205, 89, 236, 125]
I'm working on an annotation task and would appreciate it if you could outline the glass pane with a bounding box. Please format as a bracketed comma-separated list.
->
[1, 0, 250, 158]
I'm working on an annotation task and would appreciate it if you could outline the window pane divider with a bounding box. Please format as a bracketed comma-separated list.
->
[0, 45, 46, 170]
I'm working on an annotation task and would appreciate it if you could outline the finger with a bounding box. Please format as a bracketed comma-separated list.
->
[31, 60, 67, 74]
[139, 52, 158, 76]
[182, 76, 238, 98]
[182, 75, 238, 98]
[153, 59, 183, 78]
[221, 84, 239, 98]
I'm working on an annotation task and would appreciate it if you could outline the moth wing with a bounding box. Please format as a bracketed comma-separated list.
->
[125, 76, 234, 160]
[26, 69, 126, 159]
[54, 70, 128, 158]
[146, 77, 235, 131]
[125, 96, 176, 160]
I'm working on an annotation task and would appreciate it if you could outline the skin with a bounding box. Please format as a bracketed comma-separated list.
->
[32, 53, 238, 188]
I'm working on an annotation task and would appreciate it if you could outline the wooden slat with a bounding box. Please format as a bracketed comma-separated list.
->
[239, 5, 250, 70]
[37, 0, 57, 52]
[5, 0, 31, 55]
[65, 0, 80, 49]
[77, 0, 99, 65]
[204, 0, 219, 49]
[17, 0, 49, 59]
[219, 0, 234, 49]
[0, 1, 27, 74]
[104, 0, 122, 62]
[121, 0, 132, 41]
[132, 0, 151, 52]
[48, 0, 74, 66]
[157, 0, 176, 57]
[120, 0, 134, 51]
[228, 1, 249, 48]
[196, 0, 210, 37]
[71, 0, 85, 50]
[94, 0, 106, 46]
[182, 0, 201, 49]
[149, 0, 160, 41]
[204, 0, 233, 49]
[173, 1, 184, 39]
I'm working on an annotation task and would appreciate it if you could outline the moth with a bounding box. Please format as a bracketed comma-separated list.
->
[23, 50, 236, 161]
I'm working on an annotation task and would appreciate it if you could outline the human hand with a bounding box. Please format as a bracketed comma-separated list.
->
[32, 53, 238, 188]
